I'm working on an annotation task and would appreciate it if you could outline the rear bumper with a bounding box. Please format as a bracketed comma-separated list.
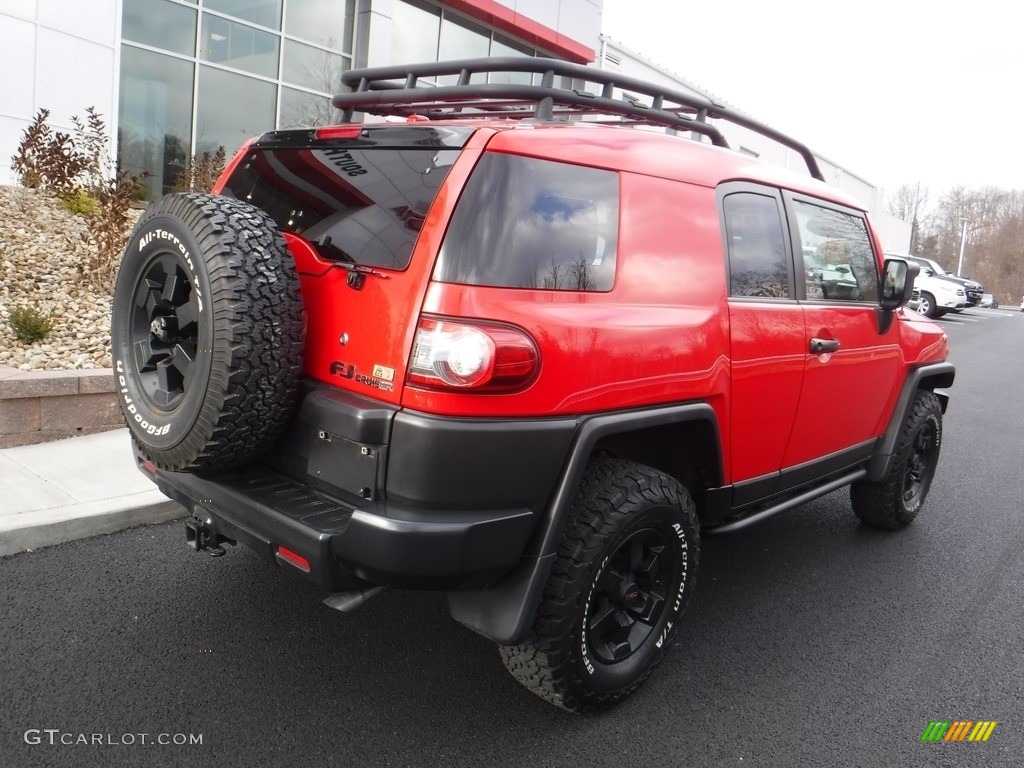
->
[149, 462, 537, 591]
[142, 383, 577, 591]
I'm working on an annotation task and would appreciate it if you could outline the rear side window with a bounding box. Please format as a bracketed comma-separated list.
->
[434, 153, 618, 291]
[221, 144, 460, 270]
[723, 192, 791, 299]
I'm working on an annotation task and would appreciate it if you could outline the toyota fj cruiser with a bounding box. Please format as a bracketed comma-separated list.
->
[111, 57, 954, 713]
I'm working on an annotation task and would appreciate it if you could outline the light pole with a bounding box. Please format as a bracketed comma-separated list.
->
[956, 217, 968, 276]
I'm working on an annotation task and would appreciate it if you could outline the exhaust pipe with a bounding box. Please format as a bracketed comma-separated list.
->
[323, 585, 387, 613]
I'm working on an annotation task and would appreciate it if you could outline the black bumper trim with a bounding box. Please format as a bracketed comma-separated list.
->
[151, 462, 535, 591]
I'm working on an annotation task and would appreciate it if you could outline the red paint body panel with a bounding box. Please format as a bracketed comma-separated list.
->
[404, 173, 730, 431]
[728, 301, 805, 482]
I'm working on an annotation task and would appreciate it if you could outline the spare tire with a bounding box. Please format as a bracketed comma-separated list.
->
[110, 193, 304, 472]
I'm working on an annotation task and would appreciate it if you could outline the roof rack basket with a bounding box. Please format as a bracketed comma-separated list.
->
[332, 57, 824, 181]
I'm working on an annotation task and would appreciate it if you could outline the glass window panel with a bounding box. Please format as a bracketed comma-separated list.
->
[793, 200, 879, 303]
[436, 154, 619, 291]
[724, 193, 791, 299]
[489, 35, 534, 85]
[205, 0, 281, 30]
[196, 65, 276, 156]
[201, 13, 279, 78]
[437, 16, 489, 84]
[284, 0, 353, 50]
[279, 87, 340, 128]
[283, 39, 346, 94]
[118, 45, 194, 198]
[391, 0, 440, 64]
[122, 0, 196, 56]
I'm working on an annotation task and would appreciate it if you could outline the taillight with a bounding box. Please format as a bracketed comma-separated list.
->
[314, 125, 363, 140]
[407, 317, 538, 392]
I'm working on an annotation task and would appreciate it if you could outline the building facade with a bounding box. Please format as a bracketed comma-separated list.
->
[1, 1, 906, 249]
[0, 0, 601, 197]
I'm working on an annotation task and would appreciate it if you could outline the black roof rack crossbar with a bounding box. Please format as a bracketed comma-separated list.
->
[333, 57, 824, 181]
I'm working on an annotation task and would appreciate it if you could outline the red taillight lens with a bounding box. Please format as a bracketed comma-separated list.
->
[407, 318, 538, 392]
[314, 125, 363, 140]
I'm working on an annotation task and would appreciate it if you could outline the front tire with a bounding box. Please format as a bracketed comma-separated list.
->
[851, 390, 943, 529]
[917, 292, 941, 319]
[500, 459, 699, 713]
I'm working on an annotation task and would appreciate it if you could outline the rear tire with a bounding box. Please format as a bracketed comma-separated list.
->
[110, 193, 304, 472]
[500, 459, 699, 713]
[851, 390, 943, 529]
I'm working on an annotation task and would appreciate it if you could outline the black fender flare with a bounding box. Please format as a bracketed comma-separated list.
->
[867, 362, 955, 482]
[448, 402, 721, 644]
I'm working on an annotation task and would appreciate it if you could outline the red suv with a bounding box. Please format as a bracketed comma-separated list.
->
[110, 58, 953, 713]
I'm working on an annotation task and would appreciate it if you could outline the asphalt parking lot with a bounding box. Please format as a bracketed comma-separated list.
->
[2, 306, 1022, 768]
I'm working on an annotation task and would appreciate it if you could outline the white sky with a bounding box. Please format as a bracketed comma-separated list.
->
[600, 0, 1023, 197]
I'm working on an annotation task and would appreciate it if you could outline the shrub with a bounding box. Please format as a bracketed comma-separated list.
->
[172, 146, 227, 193]
[59, 188, 99, 217]
[11, 107, 148, 294]
[8, 305, 55, 343]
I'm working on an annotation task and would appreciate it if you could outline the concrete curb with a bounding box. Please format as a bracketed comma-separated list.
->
[0, 493, 186, 557]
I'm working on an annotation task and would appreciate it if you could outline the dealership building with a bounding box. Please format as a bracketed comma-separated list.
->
[0, 0, 908, 248]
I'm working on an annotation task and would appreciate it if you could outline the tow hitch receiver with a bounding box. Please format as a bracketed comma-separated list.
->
[186, 516, 234, 557]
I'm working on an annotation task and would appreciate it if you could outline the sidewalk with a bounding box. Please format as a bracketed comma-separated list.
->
[0, 428, 185, 556]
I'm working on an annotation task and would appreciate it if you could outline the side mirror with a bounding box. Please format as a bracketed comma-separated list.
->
[880, 258, 919, 310]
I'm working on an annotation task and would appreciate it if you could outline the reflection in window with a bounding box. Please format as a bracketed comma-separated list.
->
[201, 14, 279, 78]
[490, 35, 535, 84]
[206, 0, 282, 30]
[391, 0, 440, 64]
[437, 16, 489, 84]
[284, 0, 354, 50]
[436, 154, 618, 291]
[724, 193, 791, 299]
[122, 0, 197, 56]
[118, 45, 194, 198]
[196, 66, 276, 155]
[283, 39, 347, 94]
[222, 144, 461, 271]
[794, 200, 878, 303]
[279, 87, 338, 128]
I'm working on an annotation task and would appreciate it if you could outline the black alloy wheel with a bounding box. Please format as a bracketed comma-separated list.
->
[129, 253, 203, 411]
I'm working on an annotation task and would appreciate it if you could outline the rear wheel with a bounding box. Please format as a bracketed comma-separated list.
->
[110, 193, 304, 472]
[500, 459, 699, 713]
[851, 390, 943, 529]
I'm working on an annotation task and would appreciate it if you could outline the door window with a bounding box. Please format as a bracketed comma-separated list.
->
[792, 200, 879, 303]
[723, 193, 791, 299]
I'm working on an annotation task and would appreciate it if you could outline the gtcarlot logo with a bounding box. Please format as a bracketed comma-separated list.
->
[24, 729, 203, 746]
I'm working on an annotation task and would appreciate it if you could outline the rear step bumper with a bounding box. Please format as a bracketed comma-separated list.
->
[149, 463, 535, 592]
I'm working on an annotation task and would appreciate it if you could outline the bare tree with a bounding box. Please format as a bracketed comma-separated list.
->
[885, 182, 929, 254]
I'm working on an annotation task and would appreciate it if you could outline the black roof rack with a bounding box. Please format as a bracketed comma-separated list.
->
[333, 57, 824, 181]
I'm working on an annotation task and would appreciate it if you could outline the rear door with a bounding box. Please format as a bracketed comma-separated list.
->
[217, 125, 483, 405]
[781, 193, 900, 468]
[722, 184, 805, 489]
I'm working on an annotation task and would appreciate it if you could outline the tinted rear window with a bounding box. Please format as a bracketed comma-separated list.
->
[434, 153, 618, 291]
[220, 143, 461, 270]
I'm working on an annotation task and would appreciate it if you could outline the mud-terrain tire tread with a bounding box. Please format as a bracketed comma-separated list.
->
[112, 193, 304, 472]
[500, 458, 699, 714]
[850, 390, 942, 529]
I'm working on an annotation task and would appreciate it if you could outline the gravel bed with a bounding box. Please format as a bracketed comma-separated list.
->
[0, 185, 140, 372]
